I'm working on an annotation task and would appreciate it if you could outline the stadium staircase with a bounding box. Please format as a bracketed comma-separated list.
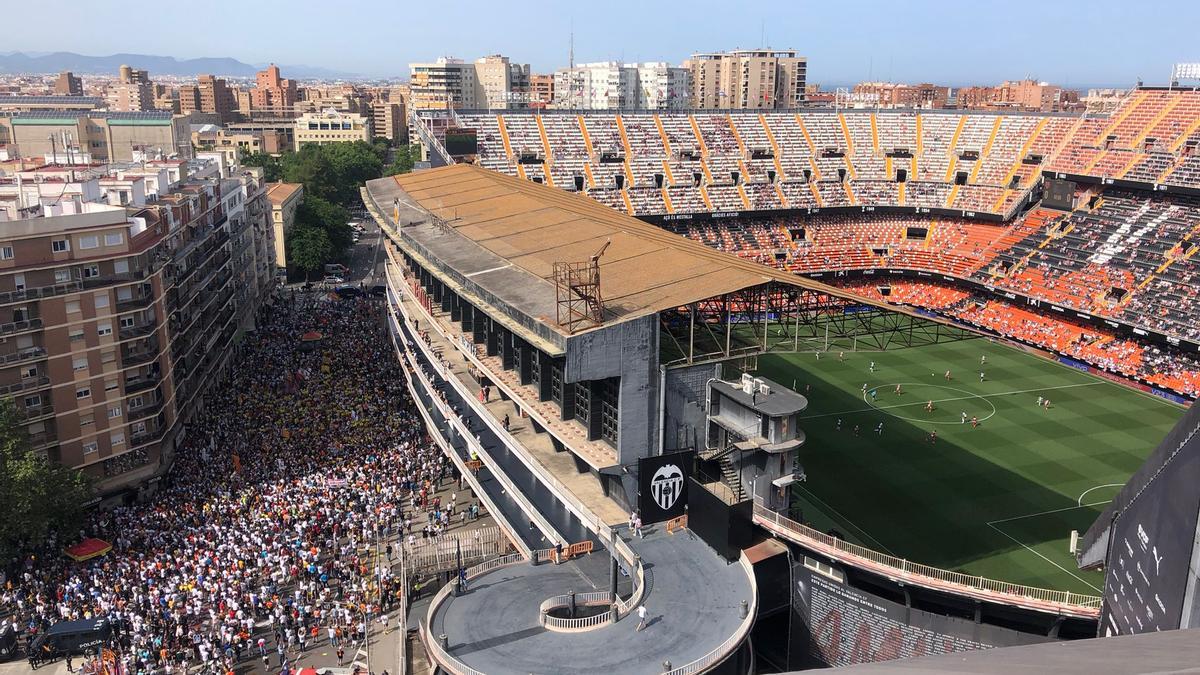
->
[718, 455, 746, 502]
[760, 113, 787, 181]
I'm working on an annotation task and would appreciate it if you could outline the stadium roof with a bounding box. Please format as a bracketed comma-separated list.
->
[374, 164, 917, 340]
[0, 95, 104, 106]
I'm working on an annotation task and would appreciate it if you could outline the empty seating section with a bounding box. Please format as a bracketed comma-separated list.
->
[1045, 90, 1200, 189]
[763, 114, 814, 181]
[542, 115, 591, 189]
[449, 90, 1200, 218]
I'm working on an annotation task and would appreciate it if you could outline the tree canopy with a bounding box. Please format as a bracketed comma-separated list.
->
[287, 225, 333, 279]
[0, 400, 91, 561]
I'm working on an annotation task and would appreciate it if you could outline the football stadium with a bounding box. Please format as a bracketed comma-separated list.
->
[360, 82, 1200, 672]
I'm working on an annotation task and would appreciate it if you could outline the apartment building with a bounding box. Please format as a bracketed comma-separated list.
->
[54, 71, 83, 96]
[473, 55, 531, 110]
[408, 55, 532, 110]
[370, 101, 408, 143]
[852, 81, 951, 109]
[409, 58, 479, 110]
[687, 49, 807, 109]
[553, 62, 690, 110]
[251, 64, 298, 116]
[0, 158, 274, 493]
[293, 109, 372, 150]
[107, 82, 155, 112]
[0, 96, 105, 113]
[530, 74, 554, 108]
[955, 79, 1080, 112]
[179, 75, 238, 122]
[0, 111, 191, 162]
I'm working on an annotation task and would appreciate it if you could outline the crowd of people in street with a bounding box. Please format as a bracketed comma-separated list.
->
[0, 290, 467, 675]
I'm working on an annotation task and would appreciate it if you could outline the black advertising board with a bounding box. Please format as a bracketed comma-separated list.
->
[791, 565, 1048, 667]
[1100, 410, 1200, 636]
[638, 450, 694, 524]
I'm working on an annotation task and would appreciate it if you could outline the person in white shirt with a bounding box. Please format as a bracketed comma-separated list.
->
[636, 604, 648, 631]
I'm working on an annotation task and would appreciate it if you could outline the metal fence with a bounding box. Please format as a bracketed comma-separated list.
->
[752, 501, 1102, 614]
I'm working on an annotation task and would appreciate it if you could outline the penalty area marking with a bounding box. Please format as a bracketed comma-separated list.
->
[1077, 483, 1124, 507]
[985, 501, 1112, 593]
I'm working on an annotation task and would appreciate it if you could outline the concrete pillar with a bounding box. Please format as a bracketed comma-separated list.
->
[439, 283, 452, 313]
[486, 321, 499, 357]
[500, 329, 515, 370]
[586, 380, 603, 441]
[460, 299, 473, 333]
[537, 350, 553, 402]
[518, 341, 532, 385]
[472, 307, 486, 345]
[449, 292, 461, 321]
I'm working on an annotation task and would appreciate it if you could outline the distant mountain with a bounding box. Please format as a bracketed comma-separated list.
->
[0, 51, 359, 79]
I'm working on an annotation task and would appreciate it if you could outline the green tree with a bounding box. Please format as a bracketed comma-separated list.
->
[241, 152, 283, 182]
[281, 145, 338, 202]
[297, 196, 352, 256]
[287, 225, 334, 280]
[384, 144, 419, 177]
[0, 400, 91, 560]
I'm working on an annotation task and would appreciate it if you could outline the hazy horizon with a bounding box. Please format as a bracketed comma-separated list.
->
[4, 0, 1197, 87]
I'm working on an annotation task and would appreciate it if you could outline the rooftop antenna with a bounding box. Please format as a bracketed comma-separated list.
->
[569, 21, 575, 69]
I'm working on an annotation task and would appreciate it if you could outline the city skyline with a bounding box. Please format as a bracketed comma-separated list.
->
[3, 0, 1197, 85]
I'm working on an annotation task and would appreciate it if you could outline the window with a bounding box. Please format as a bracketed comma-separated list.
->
[131, 421, 146, 435]
[104, 233, 123, 246]
[128, 395, 144, 409]
[113, 259, 129, 274]
[55, 269, 71, 283]
[94, 293, 110, 309]
[110, 432, 125, 446]
[79, 235, 100, 250]
[115, 287, 132, 302]
[0, 246, 12, 260]
[80, 413, 94, 427]
[101, 349, 116, 364]
[119, 316, 135, 329]
[104, 379, 118, 392]
[23, 394, 41, 408]
[69, 327, 85, 342]
[76, 386, 91, 399]
[83, 265, 99, 279]
[107, 405, 122, 419]
[13, 273, 24, 291]
[66, 300, 81, 314]
[82, 441, 98, 455]
[97, 323, 112, 337]
[22, 366, 37, 379]
[72, 356, 88, 371]
[52, 239, 69, 253]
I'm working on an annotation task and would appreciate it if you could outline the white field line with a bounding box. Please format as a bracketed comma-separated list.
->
[985, 500, 1112, 593]
[1078, 483, 1124, 506]
[801, 382, 1102, 419]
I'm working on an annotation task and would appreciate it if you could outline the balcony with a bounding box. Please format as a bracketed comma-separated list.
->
[0, 281, 82, 306]
[118, 322, 158, 341]
[120, 340, 160, 367]
[27, 428, 58, 448]
[124, 375, 160, 394]
[81, 267, 152, 290]
[0, 346, 48, 366]
[0, 375, 50, 396]
[116, 293, 156, 312]
[127, 398, 165, 422]
[16, 402, 54, 422]
[129, 425, 167, 448]
[0, 317, 43, 336]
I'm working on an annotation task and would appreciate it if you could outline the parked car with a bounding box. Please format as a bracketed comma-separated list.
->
[0, 624, 17, 661]
[324, 263, 349, 276]
[370, 284, 387, 297]
[323, 275, 345, 285]
[334, 285, 362, 299]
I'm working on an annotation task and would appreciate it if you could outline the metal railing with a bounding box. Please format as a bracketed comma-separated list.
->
[661, 554, 757, 675]
[0, 317, 42, 335]
[752, 501, 1102, 615]
[538, 590, 614, 630]
[0, 375, 50, 396]
[0, 346, 47, 365]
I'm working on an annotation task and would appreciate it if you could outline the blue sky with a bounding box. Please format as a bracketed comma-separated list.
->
[7, 0, 1197, 85]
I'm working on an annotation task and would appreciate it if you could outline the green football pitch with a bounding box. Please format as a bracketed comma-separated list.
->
[750, 335, 1184, 596]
